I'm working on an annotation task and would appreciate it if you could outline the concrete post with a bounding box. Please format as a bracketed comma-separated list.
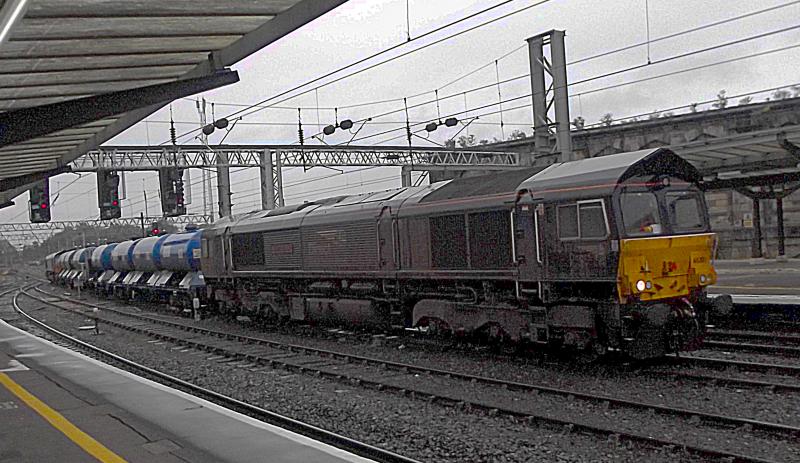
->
[216, 151, 231, 218]
[260, 150, 276, 210]
[401, 166, 413, 187]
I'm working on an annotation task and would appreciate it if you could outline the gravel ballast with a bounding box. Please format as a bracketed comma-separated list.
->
[6, 285, 800, 462]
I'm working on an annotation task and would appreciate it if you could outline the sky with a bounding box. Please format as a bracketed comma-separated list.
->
[3, 0, 800, 244]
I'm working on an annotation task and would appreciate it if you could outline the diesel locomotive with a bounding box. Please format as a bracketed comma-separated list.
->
[46, 148, 723, 359]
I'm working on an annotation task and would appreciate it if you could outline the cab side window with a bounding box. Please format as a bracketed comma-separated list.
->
[557, 200, 608, 240]
[579, 202, 607, 238]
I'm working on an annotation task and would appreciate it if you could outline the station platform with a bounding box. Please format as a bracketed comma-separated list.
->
[712, 258, 800, 298]
[0, 320, 373, 463]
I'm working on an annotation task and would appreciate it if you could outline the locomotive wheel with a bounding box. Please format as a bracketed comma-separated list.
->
[575, 341, 607, 364]
[476, 323, 510, 347]
[424, 317, 452, 337]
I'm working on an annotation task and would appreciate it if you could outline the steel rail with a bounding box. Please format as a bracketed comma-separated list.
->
[707, 329, 800, 345]
[702, 340, 800, 355]
[668, 354, 800, 377]
[9, 287, 421, 463]
[644, 370, 800, 393]
[23, 287, 798, 462]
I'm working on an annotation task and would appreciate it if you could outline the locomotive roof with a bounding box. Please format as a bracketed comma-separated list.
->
[418, 167, 545, 204]
[520, 148, 701, 199]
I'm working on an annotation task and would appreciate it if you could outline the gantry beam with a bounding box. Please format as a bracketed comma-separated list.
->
[0, 215, 212, 234]
[70, 145, 520, 171]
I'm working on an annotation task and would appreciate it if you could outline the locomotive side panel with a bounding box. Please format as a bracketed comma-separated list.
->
[262, 228, 302, 270]
[230, 232, 266, 271]
[398, 216, 431, 269]
[467, 210, 513, 269]
[200, 235, 226, 278]
[301, 220, 379, 271]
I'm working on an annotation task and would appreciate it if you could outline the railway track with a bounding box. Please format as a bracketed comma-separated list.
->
[703, 328, 800, 355]
[17, 285, 800, 463]
[6, 285, 419, 463]
[669, 353, 800, 378]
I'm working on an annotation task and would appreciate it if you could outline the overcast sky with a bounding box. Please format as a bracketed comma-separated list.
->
[3, 0, 799, 242]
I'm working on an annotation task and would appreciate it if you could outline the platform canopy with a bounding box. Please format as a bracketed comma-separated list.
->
[0, 0, 348, 205]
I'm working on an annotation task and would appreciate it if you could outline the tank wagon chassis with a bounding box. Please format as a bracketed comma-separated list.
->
[46, 148, 729, 360]
[46, 231, 205, 316]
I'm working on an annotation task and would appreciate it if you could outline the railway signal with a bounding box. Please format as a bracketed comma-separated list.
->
[148, 221, 164, 236]
[159, 167, 186, 217]
[97, 170, 121, 220]
[28, 179, 50, 223]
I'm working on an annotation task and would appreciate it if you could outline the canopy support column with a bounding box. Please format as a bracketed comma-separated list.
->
[752, 198, 762, 258]
[777, 197, 785, 258]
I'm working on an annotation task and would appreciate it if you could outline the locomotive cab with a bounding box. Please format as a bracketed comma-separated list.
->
[516, 148, 720, 358]
[613, 175, 716, 357]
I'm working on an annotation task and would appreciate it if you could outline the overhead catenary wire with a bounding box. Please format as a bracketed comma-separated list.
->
[342, 40, 800, 146]
[302, 22, 800, 143]
[20, 34, 800, 223]
[170, 0, 799, 122]
[10, 3, 800, 224]
[570, 0, 800, 65]
[164, 0, 555, 145]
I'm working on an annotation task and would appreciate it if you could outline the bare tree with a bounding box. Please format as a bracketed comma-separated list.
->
[738, 96, 753, 106]
[712, 90, 728, 109]
[572, 116, 585, 130]
[600, 113, 614, 127]
[772, 89, 791, 100]
[455, 134, 477, 148]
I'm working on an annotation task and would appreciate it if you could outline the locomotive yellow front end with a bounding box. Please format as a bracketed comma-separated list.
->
[617, 233, 717, 304]
[615, 231, 718, 358]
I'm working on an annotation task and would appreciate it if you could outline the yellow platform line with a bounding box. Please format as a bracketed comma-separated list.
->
[0, 372, 128, 463]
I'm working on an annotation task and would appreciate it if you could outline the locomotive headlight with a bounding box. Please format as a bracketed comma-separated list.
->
[636, 280, 646, 292]
[699, 274, 707, 284]
[645, 281, 652, 290]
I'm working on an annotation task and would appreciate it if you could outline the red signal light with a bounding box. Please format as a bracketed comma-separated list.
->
[40, 203, 47, 209]
[152, 229, 159, 235]
[112, 200, 119, 206]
